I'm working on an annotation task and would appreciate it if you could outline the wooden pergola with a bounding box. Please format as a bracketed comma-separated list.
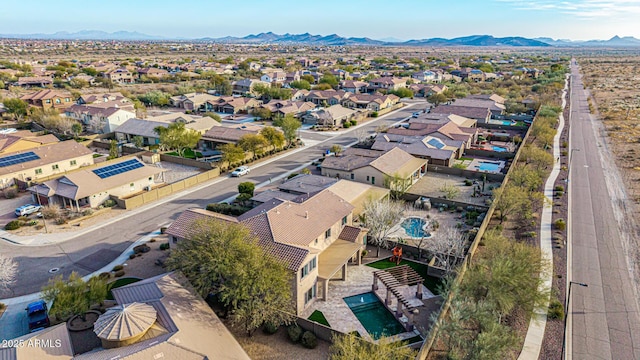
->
[372, 265, 425, 331]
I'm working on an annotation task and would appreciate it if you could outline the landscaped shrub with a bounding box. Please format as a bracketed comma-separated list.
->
[3, 187, 17, 199]
[263, 321, 279, 335]
[287, 325, 303, 343]
[54, 217, 67, 225]
[149, 238, 157, 243]
[371, 111, 378, 117]
[554, 219, 566, 231]
[350, 120, 357, 126]
[548, 298, 564, 320]
[554, 185, 564, 192]
[133, 244, 150, 254]
[41, 205, 62, 219]
[114, 270, 125, 278]
[81, 209, 94, 217]
[159, 243, 170, 251]
[206, 203, 251, 216]
[129, 254, 136, 259]
[112, 265, 124, 272]
[4, 220, 21, 230]
[464, 179, 473, 186]
[301, 331, 318, 349]
[25, 220, 37, 226]
[343, 122, 351, 128]
[99, 272, 111, 280]
[103, 199, 117, 207]
[160, 227, 167, 234]
[0, 302, 6, 310]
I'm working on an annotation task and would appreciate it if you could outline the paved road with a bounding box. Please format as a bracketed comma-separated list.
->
[568, 60, 640, 359]
[0, 105, 419, 299]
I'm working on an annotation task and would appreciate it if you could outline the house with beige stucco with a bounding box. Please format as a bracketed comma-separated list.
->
[320, 147, 427, 189]
[166, 188, 368, 315]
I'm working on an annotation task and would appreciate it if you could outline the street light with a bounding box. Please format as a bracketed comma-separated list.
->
[562, 281, 588, 359]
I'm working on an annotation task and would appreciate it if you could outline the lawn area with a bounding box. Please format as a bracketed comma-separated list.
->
[308, 310, 330, 327]
[459, 157, 473, 161]
[106, 277, 141, 300]
[166, 149, 203, 159]
[366, 259, 444, 295]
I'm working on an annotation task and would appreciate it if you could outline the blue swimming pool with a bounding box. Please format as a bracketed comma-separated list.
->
[477, 162, 501, 172]
[499, 120, 514, 126]
[492, 146, 508, 152]
[400, 217, 431, 238]
[343, 292, 405, 340]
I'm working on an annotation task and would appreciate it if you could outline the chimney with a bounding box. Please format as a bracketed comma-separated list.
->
[305, 211, 309, 219]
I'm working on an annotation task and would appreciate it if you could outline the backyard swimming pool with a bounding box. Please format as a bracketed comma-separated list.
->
[477, 162, 501, 172]
[400, 217, 431, 238]
[491, 146, 508, 152]
[343, 292, 405, 340]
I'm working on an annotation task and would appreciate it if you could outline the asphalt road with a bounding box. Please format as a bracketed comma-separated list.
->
[568, 60, 640, 359]
[0, 105, 419, 299]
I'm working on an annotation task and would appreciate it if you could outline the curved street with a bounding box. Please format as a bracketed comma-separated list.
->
[567, 60, 640, 359]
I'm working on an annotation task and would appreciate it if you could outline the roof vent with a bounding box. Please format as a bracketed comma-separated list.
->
[305, 211, 309, 219]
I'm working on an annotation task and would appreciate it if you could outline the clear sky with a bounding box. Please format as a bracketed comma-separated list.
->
[0, 0, 638, 41]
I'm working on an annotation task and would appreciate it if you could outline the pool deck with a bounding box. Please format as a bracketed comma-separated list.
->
[301, 260, 441, 342]
[408, 173, 498, 206]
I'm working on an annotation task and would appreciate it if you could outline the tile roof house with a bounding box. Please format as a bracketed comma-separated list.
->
[340, 80, 369, 94]
[29, 157, 164, 210]
[115, 113, 218, 146]
[169, 93, 219, 112]
[207, 96, 262, 114]
[200, 125, 260, 149]
[455, 95, 506, 116]
[302, 90, 351, 106]
[16, 76, 53, 87]
[260, 71, 287, 85]
[0, 131, 59, 155]
[77, 92, 135, 111]
[64, 105, 136, 133]
[371, 133, 459, 166]
[102, 68, 134, 84]
[341, 93, 399, 111]
[137, 67, 169, 79]
[386, 120, 478, 149]
[367, 77, 408, 92]
[232, 78, 269, 96]
[261, 100, 316, 118]
[1, 273, 250, 360]
[20, 89, 73, 110]
[301, 104, 359, 127]
[0, 140, 94, 188]
[321, 147, 427, 188]
[167, 188, 367, 314]
[410, 113, 477, 128]
[430, 104, 492, 123]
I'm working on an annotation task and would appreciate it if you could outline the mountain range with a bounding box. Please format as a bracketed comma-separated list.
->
[1, 30, 640, 47]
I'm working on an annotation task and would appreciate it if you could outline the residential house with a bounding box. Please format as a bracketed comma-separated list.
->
[301, 104, 358, 127]
[410, 113, 477, 128]
[260, 71, 287, 85]
[340, 80, 369, 94]
[285, 71, 302, 85]
[451, 68, 485, 82]
[330, 69, 349, 80]
[68, 73, 95, 85]
[0, 140, 94, 188]
[20, 89, 73, 110]
[411, 70, 438, 82]
[65, 105, 136, 133]
[167, 188, 367, 314]
[321, 147, 427, 188]
[115, 113, 217, 145]
[102, 68, 134, 84]
[137, 67, 169, 79]
[199, 125, 260, 149]
[232, 78, 269, 96]
[303, 90, 351, 106]
[1, 272, 250, 360]
[16, 76, 53, 87]
[29, 157, 164, 209]
[409, 83, 447, 97]
[77, 92, 134, 111]
[371, 133, 459, 166]
[169, 92, 219, 112]
[261, 100, 316, 118]
[0, 131, 59, 154]
[341, 93, 399, 112]
[367, 77, 407, 93]
[454, 97, 505, 117]
[207, 96, 262, 114]
[430, 104, 492, 123]
[387, 120, 477, 151]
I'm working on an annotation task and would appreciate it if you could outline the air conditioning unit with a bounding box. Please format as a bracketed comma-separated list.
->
[144, 186, 152, 191]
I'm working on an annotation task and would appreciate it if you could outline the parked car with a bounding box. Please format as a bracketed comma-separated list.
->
[15, 204, 42, 217]
[231, 166, 250, 177]
[26, 300, 50, 332]
[412, 112, 421, 118]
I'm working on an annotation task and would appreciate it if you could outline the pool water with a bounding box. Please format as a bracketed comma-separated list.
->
[343, 292, 405, 340]
[500, 120, 514, 125]
[400, 217, 431, 238]
[492, 146, 508, 152]
[477, 162, 501, 172]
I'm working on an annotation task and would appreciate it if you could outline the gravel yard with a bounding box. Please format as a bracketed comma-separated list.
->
[153, 161, 203, 184]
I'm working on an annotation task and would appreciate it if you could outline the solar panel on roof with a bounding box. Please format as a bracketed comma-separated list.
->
[92, 159, 144, 179]
[0, 151, 41, 168]
[426, 138, 446, 149]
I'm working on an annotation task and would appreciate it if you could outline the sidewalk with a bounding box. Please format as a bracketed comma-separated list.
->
[518, 74, 569, 359]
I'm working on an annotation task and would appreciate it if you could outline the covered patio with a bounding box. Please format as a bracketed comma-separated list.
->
[317, 239, 363, 301]
[372, 265, 425, 331]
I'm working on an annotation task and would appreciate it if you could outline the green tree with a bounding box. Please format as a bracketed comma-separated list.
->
[238, 133, 268, 158]
[238, 182, 255, 196]
[139, 90, 171, 107]
[2, 98, 28, 120]
[81, 67, 98, 76]
[108, 139, 118, 160]
[71, 122, 82, 138]
[290, 80, 311, 90]
[260, 126, 285, 148]
[301, 74, 315, 84]
[384, 173, 412, 200]
[329, 144, 343, 156]
[203, 112, 222, 122]
[279, 114, 302, 147]
[154, 122, 202, 157]
[319, 74, 339, 88]
[492, 184, 528, 223]
[166, 218, 294, 336]
[329, 332, 416, 360]
[440, 182, 460, 199]
[388, 88, 413, 99]
[520, 145, 554, 171]
[427, 93, 447, 106]
[220, 143, 246, 166]
[251, 107, 272, 120]
[41, 272, 107, 321]
[312, 83, 333, 90]
[132, 135, 144, 148]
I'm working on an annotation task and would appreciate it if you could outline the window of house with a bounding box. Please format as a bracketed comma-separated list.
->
[305, 283, 317, 304]
[45, 100, 51, 104]
[52, 164, 59, 170]
[70, 160, 76, 166]
[35, 168, 42, 175]
[65, 98, 70, 102]
[300, 257, 317, 280]
[371, 176, 375, 185]
[55, 98, 61, 104]
[342, 216, 348, 226]
[325, 228, 331, 239]
[350, 173, 354, 180]
[366, 175, 370, 181]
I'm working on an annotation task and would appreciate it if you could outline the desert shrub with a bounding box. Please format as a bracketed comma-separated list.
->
[5, 220, 21, 230]
[554, 219, 566, 230]
[343, 122, 351, 128]
[287, 325, 303, 343]
[562, 141, 568, 148]
[25, 220, 37, 226]
[98, 272, 111, 280]
[112, 265, 124, 272]
[55, 217, 67, 225]
[0, 302, 6, 310]
[17, 216, 28, 222]
[159, 243, 170, 250]
[464, 179, 473, 186]
[263, 321, 279, 335]
[114, 270, 125, 278]
[129, 254, 136, 259]
[3, 187, 17, 199]
[81, 209, 94, 217]
[149, 238, 157, 243]
[301, 331, 318, 349]
[554, 185, 564, 192]
[133, 244, 150, 254]
[371, 111, 378, 117]
[548, 298, 564, 320]
[103, 199, 116, 207]
[41, 205, 62, 219]
[160, 227, 167, 234]
[206, 203, 250, 216]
